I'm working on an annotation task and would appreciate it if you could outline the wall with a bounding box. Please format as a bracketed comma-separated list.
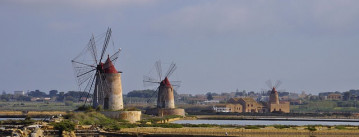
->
[269, 102, 290, 113]
[101, 111, 141, 123]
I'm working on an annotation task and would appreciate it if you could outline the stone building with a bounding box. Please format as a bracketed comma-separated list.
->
[213, 103, 243, 113]
[327, 93, 342, 100]
[268, 87, 290, 113]
[226, 97, 263, 113]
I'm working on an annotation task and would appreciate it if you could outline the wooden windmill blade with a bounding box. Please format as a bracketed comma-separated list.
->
[274, 80, 282, 89]
[72, 28, 121, 107]
[165, 62, 177, 78]
[265, 80, 273, 89]
[155, 60, 163, 80]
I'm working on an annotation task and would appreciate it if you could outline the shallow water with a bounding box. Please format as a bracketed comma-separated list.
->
[173, 119, 359, 126]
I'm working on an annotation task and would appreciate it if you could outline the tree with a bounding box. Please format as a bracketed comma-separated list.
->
[127, 90, 156, 98]
[49, 90, 58, 97]
[57, 92, 65, 102]
[28, 90, 47, 97]
[206, 92, 213, 100]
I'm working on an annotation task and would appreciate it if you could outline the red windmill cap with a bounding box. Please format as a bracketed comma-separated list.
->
[160, 77, 171, 87]
[271, 87, 277, 93]
[103, 55, 118, 73]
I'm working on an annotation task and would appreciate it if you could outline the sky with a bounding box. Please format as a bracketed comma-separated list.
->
[1, 0, 359, 95]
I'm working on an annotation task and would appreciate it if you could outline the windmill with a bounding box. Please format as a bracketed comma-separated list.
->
[266, 80, 282, 104]
[143, 61, 181, 109]
[71, 28, 123, 110]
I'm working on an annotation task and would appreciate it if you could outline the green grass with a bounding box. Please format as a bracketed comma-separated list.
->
[66, 111, 137, 130]
[273, 125, 291, 129]
[52, 120, 76, 132]
[244, 125, 264, 129]
[335, 125, 347, 130]
[305, 125, 317, 131]
[0, 101, 83, 111]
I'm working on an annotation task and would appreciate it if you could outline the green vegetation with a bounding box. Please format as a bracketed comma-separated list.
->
[273, 125, 291, 129]
[126, 89, 157, 98]
[122, 107, 141, 111]
[69, 112, 116, 127]
[291, 100, 359, 113]
[75, 105, 94, 111]
[335, 125, 347, 130]
[141, 115, 183, 124]
[65, 111, 137, 130]
[52, 120, 75, 132]
[181, 124, 215, 127]
[244, 125, 264, 129]
[0, 118, 35, 126]
[305, 125, 317, 131]
[64, 101, 74, 106]
[0, 102, 82, 111]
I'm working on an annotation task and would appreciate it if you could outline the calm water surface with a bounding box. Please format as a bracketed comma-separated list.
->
[173, 119, 359, 126]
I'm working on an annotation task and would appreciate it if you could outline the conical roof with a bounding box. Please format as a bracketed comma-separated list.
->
[271, 87, 277, 94]
[160, 77, 171, 87]
[103, 56, 118, 73]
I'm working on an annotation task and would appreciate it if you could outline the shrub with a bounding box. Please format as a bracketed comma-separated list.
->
[273, 125, 290, 129]
[335, 125, 346, 130]
[75, 105, 94, 111]
[53, 120, 75, 132]
[306, 125, 317, 131]
[123, 107, 140, 111]
[64, 101, 74, 106]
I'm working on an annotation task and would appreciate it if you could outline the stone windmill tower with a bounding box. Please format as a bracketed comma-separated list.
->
[157, 77, 175, 108]
[266, 80, 281, 105]
[143, 61, 180, 109]
[71, 28, 123, 110]
[265, 80, 290, 113]
[144, 61, 185, 116]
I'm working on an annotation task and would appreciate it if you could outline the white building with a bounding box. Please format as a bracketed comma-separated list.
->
[213, 105, 230, 112]
[14, 91, 25, 96]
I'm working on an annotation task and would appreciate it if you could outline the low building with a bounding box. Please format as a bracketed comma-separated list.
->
[269, 101, 290, 113]
[202, 100, 220, 104]
[14, 91, 25, 96]
[327, 93, 342, 100]
[227, 97, 263, 113]
[268, 87, 290, 113]
[238, 97, 263, 113]
[213, 104, 242, 113]
[213, 104, 230, 112]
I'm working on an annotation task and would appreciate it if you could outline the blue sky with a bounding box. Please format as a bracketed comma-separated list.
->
[1, 0, 359, 94]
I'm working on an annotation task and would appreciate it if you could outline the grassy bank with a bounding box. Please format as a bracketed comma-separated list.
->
[0, 102, 82, 111]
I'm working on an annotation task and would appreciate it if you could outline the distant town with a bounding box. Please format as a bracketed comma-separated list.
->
[2, 88, 359, 114]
